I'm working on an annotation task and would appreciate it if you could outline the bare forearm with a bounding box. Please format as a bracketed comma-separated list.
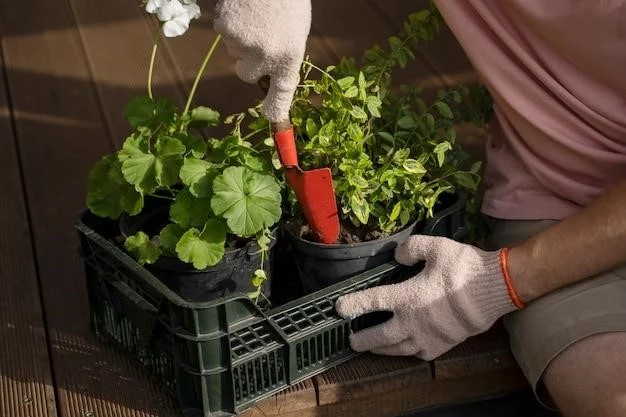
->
[508, 179, 626, 303]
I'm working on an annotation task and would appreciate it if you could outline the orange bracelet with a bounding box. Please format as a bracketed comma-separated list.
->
[499, 247, 525, 310]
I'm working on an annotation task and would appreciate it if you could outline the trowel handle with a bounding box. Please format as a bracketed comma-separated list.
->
[257, 76, 299, 167]
[273, 128, 299, 167]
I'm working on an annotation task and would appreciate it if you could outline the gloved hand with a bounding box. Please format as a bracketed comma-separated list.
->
[213, 0, 312, 123]
[335, 235, 522, 360]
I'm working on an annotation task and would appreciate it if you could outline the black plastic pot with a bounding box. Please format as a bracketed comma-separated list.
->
[119, 205, 275, 303]
[287, 192, 467, 293]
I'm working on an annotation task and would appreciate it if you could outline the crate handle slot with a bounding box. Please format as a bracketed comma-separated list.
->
[103, 272, 161, 344]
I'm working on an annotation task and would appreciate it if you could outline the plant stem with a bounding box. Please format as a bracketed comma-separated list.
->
[183, 34, 221, 114]
[147, 42, 158, 100]
[148, 193, 175, 201]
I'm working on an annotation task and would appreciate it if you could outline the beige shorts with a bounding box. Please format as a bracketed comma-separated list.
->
[485, 218, 626, 407]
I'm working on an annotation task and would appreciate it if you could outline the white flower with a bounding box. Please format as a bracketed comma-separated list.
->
[145, 0, 167, 14]
[145, 0, 201, 38]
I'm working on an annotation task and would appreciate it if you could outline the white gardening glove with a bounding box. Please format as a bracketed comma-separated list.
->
[335, 235, 521, 361]
[213, 0, 311, 123]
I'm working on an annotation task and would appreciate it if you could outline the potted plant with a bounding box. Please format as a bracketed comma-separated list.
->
[273, 7, 483, 292]
[84, 1, 282, 303]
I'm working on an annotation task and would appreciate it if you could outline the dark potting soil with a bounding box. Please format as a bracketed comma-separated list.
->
[285, 216, 392, 244]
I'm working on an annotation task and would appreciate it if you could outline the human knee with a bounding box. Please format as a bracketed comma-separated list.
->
[543, 333, 626, 417]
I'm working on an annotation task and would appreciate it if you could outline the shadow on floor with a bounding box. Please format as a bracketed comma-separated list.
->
[402, 390, 560, 417]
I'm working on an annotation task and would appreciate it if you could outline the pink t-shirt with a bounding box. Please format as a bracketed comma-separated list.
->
[435, 0, 626, 220]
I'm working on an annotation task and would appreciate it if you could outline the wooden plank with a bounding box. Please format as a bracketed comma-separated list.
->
[367, 0, 477, 86]
[240, 379, 317, 417]
[0, 43, 57, 417]
[311, 0, 445, 93]
[433, 324, 520, 380]
[241, 369, 526, 417]
[0, 0, 181, 415]
[314, 353, 431, 405]
[67, 0, 184, 146]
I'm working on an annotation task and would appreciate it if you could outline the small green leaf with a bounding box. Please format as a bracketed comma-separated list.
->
[317, 121, 335, 146]
[175, 219, 227, 269]
[435, 101, 454, 119]
[433, 142, 452, 167]
[337, 76, 355, 90]
[87, 154, 143, 219]
[124, 96, 175, 128]
[159, 223, 184, 255]
[180, 157, 218, 198]
[177, 133, 207, 158]
[358, 72, 366, 89]
[346, 123, 363, 141]
[400, 209, 411, 226]
[350, 194, 370, 225]
[170, 189, 213, 229]
[454, 171, 479, 190]
[344, 86, 359, 98]
[377, 131, 394, 144]
[190, 106, 220, 127]
[211, 166, 282, 236]
[124, 96, 154, 128]
[119, 136, 158, 194]
[251, 269, 267, 288]
[124, 232, 161, 265]
[397, 115, 415, 129]
[305, 118, 319, 138]
[390, 202, 402, 221]
[154, 136, 186, 187]
[424, 113, 436, 132]
[403, 159, 427, 174]
[349, 175, 369, 189]
[350, 106, 367, 122]
[365, 96, 382, 118]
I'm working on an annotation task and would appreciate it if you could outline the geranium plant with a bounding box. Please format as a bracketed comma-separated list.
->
[283, 6, 483, 241]
[85, 0, 281, 300]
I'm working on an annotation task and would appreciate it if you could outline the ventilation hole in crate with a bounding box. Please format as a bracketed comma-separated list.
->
[295, 323, 352, 372]
[233, 352, 285, 405]
[92, 298, 176, 394]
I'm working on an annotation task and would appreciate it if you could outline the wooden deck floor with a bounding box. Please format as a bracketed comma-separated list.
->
[0, 1, 525, 416]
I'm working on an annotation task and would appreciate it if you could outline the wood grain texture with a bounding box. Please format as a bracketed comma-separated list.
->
[434, 324, 520, 380]
[0, 39, 57, 417]
[367, 0, 477, 86]
[0, 0, 180, 415]
[311, 0, 446, 94]
[239, 379, 317, 417]
[314, 353, 431, 405]
[239, 369, 526, 417]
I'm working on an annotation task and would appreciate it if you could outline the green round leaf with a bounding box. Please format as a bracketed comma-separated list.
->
[87, 154, 143, 219]
[119, 136, 158, 194]
[159, 223, 185, 255]
[154, 136, 186, 186]
[180, 157, 218, 198]
[170, 189, 213, 229]
[175, 219, 227, 269]
[124, 232, 161, 265]
[211, 166, 282, 237]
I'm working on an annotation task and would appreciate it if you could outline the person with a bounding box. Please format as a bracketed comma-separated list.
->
[213, 1, 626, 416]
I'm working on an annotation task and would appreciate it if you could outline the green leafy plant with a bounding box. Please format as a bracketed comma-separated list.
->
[282, 6, 484, 240]
[85, 9, 281, 300]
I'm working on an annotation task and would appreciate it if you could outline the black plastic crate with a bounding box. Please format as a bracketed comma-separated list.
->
[76, 193, 466, 417]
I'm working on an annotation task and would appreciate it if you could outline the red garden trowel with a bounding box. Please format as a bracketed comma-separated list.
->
[259, 77, 340, 244]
